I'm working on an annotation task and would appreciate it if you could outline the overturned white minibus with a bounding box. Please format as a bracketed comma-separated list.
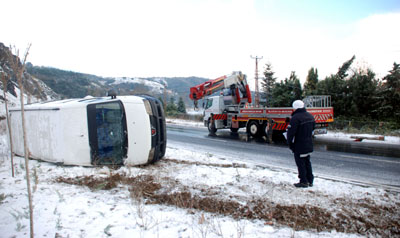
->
[9, 95, 166, 166]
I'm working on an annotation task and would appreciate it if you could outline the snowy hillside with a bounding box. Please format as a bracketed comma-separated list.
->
[0, 44, 59, 103]
[111, 77, 167, 94]
[0, 89, 24, 110]
[0, 88, 32, 124]
[0, 120, 399, 237]
[25, 64, 207, 103]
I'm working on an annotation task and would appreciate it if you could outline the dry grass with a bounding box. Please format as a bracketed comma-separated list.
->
[56, 168, 400, 237]
[166, 158, 247, 168]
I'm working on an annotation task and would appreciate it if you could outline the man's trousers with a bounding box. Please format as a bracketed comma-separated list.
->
[294, 153, 314, 185]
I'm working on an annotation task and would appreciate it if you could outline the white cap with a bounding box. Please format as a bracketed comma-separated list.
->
[292, 100, 304, 109]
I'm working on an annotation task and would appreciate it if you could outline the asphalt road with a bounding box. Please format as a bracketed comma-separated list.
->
[167, 124, 400, 191]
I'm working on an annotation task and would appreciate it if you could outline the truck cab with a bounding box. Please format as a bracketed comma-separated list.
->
[203, 96, 224, 130]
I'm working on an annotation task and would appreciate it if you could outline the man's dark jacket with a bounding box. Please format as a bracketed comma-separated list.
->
[286, 108, 316, 154]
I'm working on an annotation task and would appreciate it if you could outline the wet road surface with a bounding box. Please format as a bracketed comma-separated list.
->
[167, 124, 400, 190]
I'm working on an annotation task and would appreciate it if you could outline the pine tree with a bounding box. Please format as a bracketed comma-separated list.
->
[304, 67, 318, 96]
[261, 63, 276, 107]
[337, 55, 356, 80]
[377, 62, 400, 122]
[316, 74, 346, 116]
[346, 68, 378, 117]
[177, 97, 186, 113]
[166, 97, 178, 116]
[271, 71, 302, 107]
[316, 56, 356, 117]
[289, 71, 302, 100]
[271, 79, 291, 107]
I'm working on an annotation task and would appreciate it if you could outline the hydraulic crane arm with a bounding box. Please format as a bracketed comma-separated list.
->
[189, 75, 226, 102]
[189, 71, 252, 109]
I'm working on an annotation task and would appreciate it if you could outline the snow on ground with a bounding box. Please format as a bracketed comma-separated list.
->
[166, 118, 204, 128]
[186, 109, 204, 116]
[0, 90, 23, 115]
[317, 131, 400, 145]
[0, 119, 399, 238]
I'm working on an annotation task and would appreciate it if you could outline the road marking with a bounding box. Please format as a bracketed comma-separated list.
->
[340, 155, 400, 164]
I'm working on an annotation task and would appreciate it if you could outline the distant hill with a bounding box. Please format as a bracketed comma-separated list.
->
[25, 64, 107, 98]
[0, 43, 59, 107]
[1, 40, 211, 108]
[26, 65, 209, 106]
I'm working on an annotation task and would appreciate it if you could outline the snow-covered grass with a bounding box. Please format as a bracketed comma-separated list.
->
[0, 125, 399, 238]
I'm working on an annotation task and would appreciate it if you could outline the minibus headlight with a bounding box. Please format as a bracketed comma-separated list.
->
[143, 100, 153, 115]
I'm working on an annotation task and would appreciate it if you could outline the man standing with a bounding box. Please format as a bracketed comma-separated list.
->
[286, 100, 316, 188]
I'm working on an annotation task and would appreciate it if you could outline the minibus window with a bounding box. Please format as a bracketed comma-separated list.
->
[87, 101, 127, 165]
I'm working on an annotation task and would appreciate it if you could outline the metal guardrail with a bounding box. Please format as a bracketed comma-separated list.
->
[303, 95, 331, 108]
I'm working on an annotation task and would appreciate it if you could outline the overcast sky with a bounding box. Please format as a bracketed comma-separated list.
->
[2, 0, 400, 88]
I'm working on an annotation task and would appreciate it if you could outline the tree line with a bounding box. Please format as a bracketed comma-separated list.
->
[161, 96, 187, 116]
[261, 56, 400, 125]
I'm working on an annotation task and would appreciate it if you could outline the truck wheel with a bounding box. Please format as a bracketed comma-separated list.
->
[247, 121, 260, 138]
[262, 122, 272, 142]
[230, 128, 239, 133]
[262, 122, 268, 137]
[208, 119, 217, 134]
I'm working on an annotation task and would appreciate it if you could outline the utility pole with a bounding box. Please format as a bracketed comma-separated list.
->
[250, 55, 262, 107]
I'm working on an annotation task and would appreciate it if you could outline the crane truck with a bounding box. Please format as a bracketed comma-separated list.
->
[189, 71, 334, 142]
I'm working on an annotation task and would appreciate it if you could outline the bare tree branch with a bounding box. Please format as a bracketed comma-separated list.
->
[1, 71, 15, 177]
[9, 43, 34, 238]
